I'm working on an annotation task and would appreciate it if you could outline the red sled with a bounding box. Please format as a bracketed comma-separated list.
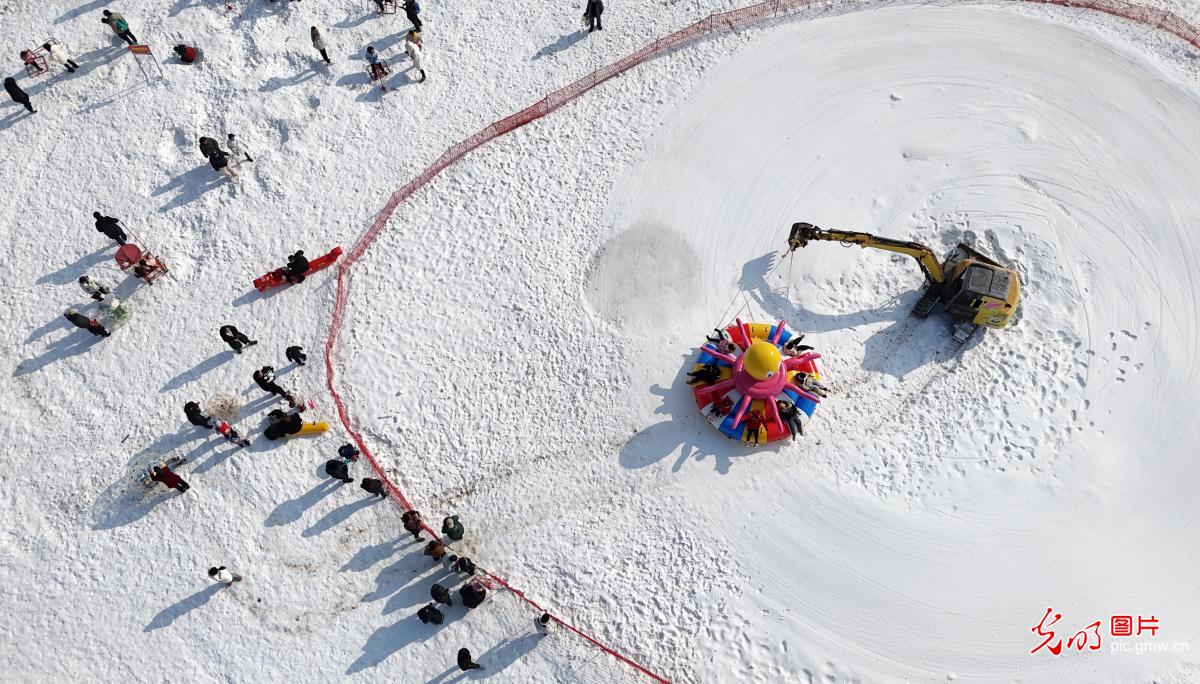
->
[253, 246, 343, 292]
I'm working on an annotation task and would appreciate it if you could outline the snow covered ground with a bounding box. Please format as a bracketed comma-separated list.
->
[3, 0, 1200, 681]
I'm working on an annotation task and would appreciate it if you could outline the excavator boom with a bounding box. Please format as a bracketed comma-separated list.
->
[787, 222, 945, 283]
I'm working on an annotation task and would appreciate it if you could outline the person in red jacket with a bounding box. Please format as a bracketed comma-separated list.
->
[173, 44, 198, 64]
[150, 464, 189, 493]
[743, 410, 766, 447]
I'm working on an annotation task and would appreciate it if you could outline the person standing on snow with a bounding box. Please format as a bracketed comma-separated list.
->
[441, 515, 464, 541]
[418, 603, 444, 625]
[210, 149, 237, 179]
[404, 31, 426, 83]
[457, 648, 482, 671]
[535, 613, 554, 635]
[208, 566, 241, 585]
[78, 275, 111, 301]
[92, 212, 127, 246]
[219, 325, 257, 353]
[286, 345, 306, 366]
[4, 77, 35, 113]
[452, 555, 477, 576]
[64, 308, 110, 337]
[583, 0, 604, 33]
[430, 583, 453, 606]
[360, 478, 387, 498]
[184, 401, 215, 429]
[150, 464, 189, 493]
[101, 10, 138, 46]
[253, 366, 296, 405]
[227, 133, 253, 164]
[460, 580, 487, 609]
[424, 540, 447, 562]
[325, 456, 354, 483]
[43, 42, 80, 72]
[403, 0, 423, 31]
[198, 136, 222, 159]
[310, 27, 331, 65]
[402, 509, 424, 540]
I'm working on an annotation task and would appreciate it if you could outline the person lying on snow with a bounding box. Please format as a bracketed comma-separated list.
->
[264, 409, 303, 440]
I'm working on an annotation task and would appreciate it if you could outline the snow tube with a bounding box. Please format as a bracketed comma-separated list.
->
[291, 421, 330, 437]
[691, 319, 823, 444]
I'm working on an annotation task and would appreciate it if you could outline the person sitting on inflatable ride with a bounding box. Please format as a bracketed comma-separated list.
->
[705, 328, 739, 354]
[711, 395, 734, 417]
[776, 399, 804, 440]
[686, 363, 720, 386]
[265, 409, 303, 440]
[782, 333, 814, 357]
[794, 372, 829, 398]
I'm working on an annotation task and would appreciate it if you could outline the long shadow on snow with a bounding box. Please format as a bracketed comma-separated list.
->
[144, 583, 224, 631]
[54, 0, 109, 24]
[152, 163, 228, 213]
[266, 476, 344, 527]
[35, 246, 113, 286]
[91, 471, 185, 530]
[0, 108, 33, 131]
[260, 67, 319, 92]
[302, 496, 381, 537]
[160, 350, 235, 392]
[13, 328, 104, 377]
[533, 31, 586, 60]
[466, 632, 543, 679]
[169, 0, 208, 16]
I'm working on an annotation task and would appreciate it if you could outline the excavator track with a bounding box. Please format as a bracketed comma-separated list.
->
[911, 290, 938, 319]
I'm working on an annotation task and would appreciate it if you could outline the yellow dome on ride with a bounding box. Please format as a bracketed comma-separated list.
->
[743, 340, 782, 381]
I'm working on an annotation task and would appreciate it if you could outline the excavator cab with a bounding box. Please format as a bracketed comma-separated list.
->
[786, 222, 1021, 341]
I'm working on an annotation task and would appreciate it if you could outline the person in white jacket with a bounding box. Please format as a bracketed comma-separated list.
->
[226, 133, 253, 164]
[208, 566, 241, 586]
[310, 26, 330, 65]
[404, 31, 426, 83]
[78, 275, 111, 301]
[41, 42, 79, 72]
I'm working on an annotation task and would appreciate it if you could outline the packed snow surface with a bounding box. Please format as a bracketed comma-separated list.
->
[3, 0, 1200, 682]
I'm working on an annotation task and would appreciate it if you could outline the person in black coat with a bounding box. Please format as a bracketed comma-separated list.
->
[402, 509, 424, 540]
[453, 555, 477, 576]
[360, 478, 387, 498]
[686, 363, 720, 386]
[403, 0, 422, 30]
[418, 603, 444, 625]
[265, 409, 303, 440]
[4, 77, 35, 113]
[210, 150, 236, 179]
[184, 401, 214, 429]
[431, 583, 453, 606]
[64, 308, 110, 337]
[285, 251, 309, 284]
[92, 212, 127, 245]
[460, 580, 486, 609]
[254, 366, 296, 405]
[325, 458, 353, 483]
[457, 648, 482, 671]
[583, 0, 604, 32]
[219, 325, 257, 353]
[198, 136, 221, 158]
[776, 399, 804, 440]
[285, 345, 306, 366]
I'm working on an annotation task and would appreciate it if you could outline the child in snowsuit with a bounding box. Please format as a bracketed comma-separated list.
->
[431, 583, 453, 606]
[457, 648, 482, 671]
[310, 27, 331, 64]
[366, 47, 388, 80]
[92, 212, 127, 245]
[20, 51, 47, 75]
[460, 580, 487, 609]
[184, 401, 214, 429]
[285, 251, 308, 283]
[173, 45, 197, 64]
[4, 77, 34, 113]
[254, 367, 297, 406]
[219, 325, 257, 353]
[325, 458, 353, 483]
[402, 509, 424, 540]
[743, 410, 766, 447]
[102, 10, 138, 46]
[418, 603, 444, 624]
[583, 0, 604, 32]
[150, 464, 189, 493]
[286, 346, 307, 366]
[403, 0, 422, 31]
[442, 515, 464, 541]
[776, 400, 804, 440]
[208, 566, 240, 585]
[227, 133, 252, 163]
[64, 308, 110, 337]
[360, 478, 387, 497]
[43, 43, 80, 72]
[404, 31, 426, 83]
[214, 420, 250, 447]
[535, 613, 554, 635]
[686, 364, 720, 386]
[78, 275, 111, 301]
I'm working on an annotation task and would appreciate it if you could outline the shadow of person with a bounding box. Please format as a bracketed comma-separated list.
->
[468, 632, 542, 678]
[381, 566, 458, 616]
[0, 108, 31, 131]
[35, 246, 112, 286]
[144, 583, 224, 631]
[160, 350, 235, 392]
[24, 312, 72, 344]
[259, 67, 318, 92]
[340, 536, 404, 573]
[347, 613, 452, 674]
[302, 496, 378, 537]
[13, 328, 103, 377]
[54, 0, 109, 24]
[188, 440, 238, 475]
[152, 164, 228, 213]
[266, 478, 343, 527]
[532, 31, 586, 60]
[334, 10, 377, 29]
[91, 474, 179, 530]
[169, 0, 209, 17]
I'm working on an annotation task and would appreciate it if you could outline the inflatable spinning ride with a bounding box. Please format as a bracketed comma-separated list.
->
[690, 320, 823, 444]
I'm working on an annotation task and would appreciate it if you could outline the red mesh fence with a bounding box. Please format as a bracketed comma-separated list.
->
[323, 0, 1200, 680]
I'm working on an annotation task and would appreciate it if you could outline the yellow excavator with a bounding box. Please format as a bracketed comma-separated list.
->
[786, 222, 1021, 342]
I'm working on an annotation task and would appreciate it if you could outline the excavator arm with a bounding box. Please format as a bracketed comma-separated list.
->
[787, 222, 945, 284]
